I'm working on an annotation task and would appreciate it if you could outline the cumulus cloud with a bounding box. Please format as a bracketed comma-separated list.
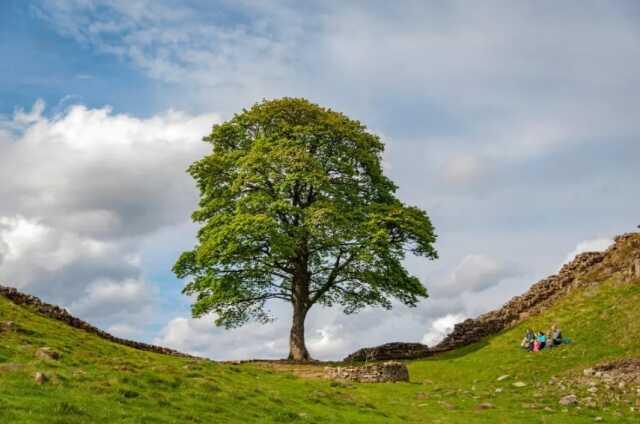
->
[0, 100, 220, 332]
[422, 313, 466, 346]
[154, 314, 291, 360]
[432, 254, 521, 297]
[563, 238, 614, 265]
[0, 101, 219, 238]
[6, 1, 638, 361]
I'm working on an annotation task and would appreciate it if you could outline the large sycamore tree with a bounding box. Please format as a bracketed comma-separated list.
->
[174, 98, 437, 360]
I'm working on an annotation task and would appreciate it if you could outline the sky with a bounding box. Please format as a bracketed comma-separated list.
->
[0, 0, 639, 360]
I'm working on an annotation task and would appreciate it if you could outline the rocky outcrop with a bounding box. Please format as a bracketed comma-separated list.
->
[0, 285, 199, 359]
[343, 342, 431, 362]
[324, 361, 409, 383]
[434, 233, 640, 353]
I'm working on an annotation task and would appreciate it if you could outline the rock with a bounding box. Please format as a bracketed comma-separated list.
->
[476, 402, 494, 410]
[1, 321, 15, 332]
[35, 347, 61, 361]
[438, 400, 455, 410]
[584, 368, 595, 377]
[495, 388, 503, 393]
[594, 417, 603, 422]
[34, 372, 47, 384]
[497, 374, 510, 381]
[544, 406, 554, 412]
[513, 381, 527, 388]
[344, 342, 431, 362]
[588, 386, 598, 393]
[324, 361, 409, 383]
[559, 394, 578, 406]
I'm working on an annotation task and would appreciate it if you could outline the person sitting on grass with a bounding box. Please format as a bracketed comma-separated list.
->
[521, 329, 535, 351]
[537, 331, 547, 350]
[551, 325, 563, 347]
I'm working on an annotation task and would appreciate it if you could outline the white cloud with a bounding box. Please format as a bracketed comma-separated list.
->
[422, 313, 466, 346]
[307, 324, 348, 358]
[8, 1, 639, 361]
[154, 314, 291, 360]
[563, 238, 614, 265]
[0, 100, 220, 332]
[69, 278, 154, 317]
[0, 100, 220, 238]
[432, 254, 521, 297]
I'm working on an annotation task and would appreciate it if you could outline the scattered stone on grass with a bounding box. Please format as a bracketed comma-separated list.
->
[34, 372, 47, 384]
[497, 374, 510, 382]
[476, 402, 494, 410]
[1, 321, 15, 332]
[513, 381, 527, 388]
[438, 400, 455, 410]
[324, 361, 409, 383]
[559, 394, 578, 406]
[35, 347, 61, 361]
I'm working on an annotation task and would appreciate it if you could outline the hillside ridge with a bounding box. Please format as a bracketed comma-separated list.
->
[0, 284, 197, 359]
[434, 232, 640, 352]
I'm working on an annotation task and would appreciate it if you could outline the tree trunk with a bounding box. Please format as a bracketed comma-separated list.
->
[288, 300, 310, 361]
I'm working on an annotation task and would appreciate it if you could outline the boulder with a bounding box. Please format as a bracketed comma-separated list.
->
[324, 361, 409, 383]
[343, 342, 431, 362]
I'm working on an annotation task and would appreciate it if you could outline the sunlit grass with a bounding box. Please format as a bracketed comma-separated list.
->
[1, 275, 639, 423]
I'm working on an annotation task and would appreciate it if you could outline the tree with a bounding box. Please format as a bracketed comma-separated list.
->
[174, 98, 437, 360]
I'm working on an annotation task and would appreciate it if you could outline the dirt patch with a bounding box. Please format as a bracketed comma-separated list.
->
[251, 361, 329, 379]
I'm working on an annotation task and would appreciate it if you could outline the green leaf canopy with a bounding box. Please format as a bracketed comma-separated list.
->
[174, 98, 437, 333]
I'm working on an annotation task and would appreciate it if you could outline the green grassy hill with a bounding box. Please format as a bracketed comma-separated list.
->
[2, 236, 640, 423]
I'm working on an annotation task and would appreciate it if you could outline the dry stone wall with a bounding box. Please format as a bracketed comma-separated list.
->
[0, 285, 198, 359]
[434, 233, 640, 353]
[344, 342, 431, 362]
[324, 361, 409, 383]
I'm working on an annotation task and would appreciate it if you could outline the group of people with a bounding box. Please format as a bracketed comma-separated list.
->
[520, 325, 564, 352]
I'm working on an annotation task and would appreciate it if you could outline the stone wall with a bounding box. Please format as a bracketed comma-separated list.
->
[324, 361, 409, 383]
[0, 285, 198, 359]
[344, 342, 431, 362]
[434, 232, 640, 353]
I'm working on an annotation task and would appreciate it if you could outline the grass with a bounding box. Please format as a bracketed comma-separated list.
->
[1, 274, 639, 423]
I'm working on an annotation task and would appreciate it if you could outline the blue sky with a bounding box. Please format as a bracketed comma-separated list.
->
[1, 0, 639, 359]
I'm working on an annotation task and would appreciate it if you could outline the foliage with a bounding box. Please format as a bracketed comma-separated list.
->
[173, 98, 437, 357]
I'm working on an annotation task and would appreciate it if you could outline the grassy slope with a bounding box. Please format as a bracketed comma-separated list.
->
[1, 275, 639, 423]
